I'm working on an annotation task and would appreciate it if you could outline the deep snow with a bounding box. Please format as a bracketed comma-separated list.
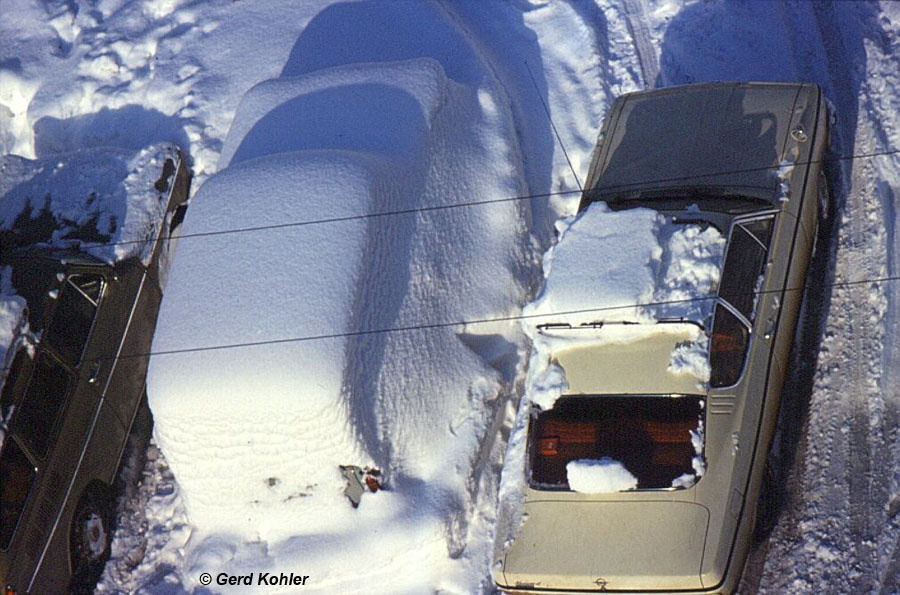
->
[2, 0, 900, 593]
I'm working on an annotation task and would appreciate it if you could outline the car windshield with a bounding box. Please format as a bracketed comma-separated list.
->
[529, 394, 704, 490]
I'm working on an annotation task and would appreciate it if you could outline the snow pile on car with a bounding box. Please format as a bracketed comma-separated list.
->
[522, 202, 725, 409]
[566, 457, 639, 493]
[0, 143, 181, 264]
[148, 53, 529, 590]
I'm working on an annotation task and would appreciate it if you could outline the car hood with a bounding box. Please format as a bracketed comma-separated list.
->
[587, 82, 817, 204]
[499, 499, 710, 591]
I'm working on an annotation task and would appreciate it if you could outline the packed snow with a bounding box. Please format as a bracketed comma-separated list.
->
[148, 26, 529, 595]
[3, 0, 900, 593]
[521, 202, 723, 410]
[566, 458, 639, 493]
[0, 143, 181, 264]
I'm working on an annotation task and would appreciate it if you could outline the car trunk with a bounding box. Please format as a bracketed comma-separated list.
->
[500, 500, 709, 591]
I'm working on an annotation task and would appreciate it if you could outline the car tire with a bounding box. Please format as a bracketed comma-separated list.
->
[68, 484, 115, 594]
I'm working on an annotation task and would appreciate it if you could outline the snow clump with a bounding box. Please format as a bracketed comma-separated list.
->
[566, 457, 639, 493]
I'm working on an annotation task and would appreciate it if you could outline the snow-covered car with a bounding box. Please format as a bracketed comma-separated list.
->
[0, 146, 190, 593]
[493, 82, 829, 594]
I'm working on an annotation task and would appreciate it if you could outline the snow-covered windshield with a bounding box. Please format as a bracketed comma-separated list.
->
[582, 191, 771, 215]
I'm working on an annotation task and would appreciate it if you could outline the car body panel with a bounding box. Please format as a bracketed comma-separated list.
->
[552, 324, 707, 396]
[504, 501, 709, 591]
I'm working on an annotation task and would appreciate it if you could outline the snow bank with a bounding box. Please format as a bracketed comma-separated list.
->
[0, 143, 180, 264]
[566, 458, 639, 493]
[150, 49, 529, 590]
[149, 150, 378, 540]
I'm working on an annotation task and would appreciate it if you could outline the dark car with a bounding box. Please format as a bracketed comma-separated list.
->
[0, 148, 190, 593]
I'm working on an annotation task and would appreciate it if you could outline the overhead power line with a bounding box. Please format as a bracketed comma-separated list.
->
[69, 146, 900, 252]
[120, 271, 899, 361]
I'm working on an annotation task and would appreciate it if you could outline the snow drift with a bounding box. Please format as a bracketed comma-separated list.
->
[149, 54, 530, 591]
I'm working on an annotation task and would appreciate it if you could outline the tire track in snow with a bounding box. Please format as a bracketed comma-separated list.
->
[756, 3, 894, 592]
[621, 0, 659, 88]
[811, 7, 891, 591]
[567, 0, 646, 96]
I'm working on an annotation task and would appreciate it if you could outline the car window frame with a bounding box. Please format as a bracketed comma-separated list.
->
[42, 272, 105, 369]
[709, 211, 778, 389]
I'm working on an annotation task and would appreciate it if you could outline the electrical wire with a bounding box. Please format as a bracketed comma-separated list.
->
[66, 146, 900, 251]
[115, 271, 899, 361]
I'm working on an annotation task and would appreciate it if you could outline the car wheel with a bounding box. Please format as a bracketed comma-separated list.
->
[69, 485, 115, 593]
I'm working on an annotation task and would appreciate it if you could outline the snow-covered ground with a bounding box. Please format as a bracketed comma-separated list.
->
[3, 0, 900, 593]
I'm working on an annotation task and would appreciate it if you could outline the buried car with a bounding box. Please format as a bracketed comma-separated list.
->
[0, 145, 190, 593]
[493, 82, 829, 593]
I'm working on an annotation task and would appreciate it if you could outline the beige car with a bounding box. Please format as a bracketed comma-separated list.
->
[494, 82, 829, 594]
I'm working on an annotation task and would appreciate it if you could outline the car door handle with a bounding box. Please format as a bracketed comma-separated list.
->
[87, 359, 102, 384]
[763, 316, 776, 341]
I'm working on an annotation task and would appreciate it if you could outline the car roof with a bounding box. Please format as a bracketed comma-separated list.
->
[586, 82, 821, 205]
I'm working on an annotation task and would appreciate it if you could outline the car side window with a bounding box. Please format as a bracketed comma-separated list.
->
[710, 216, 774, 388]
[0, 438, 37, 550]
[709, 305, 750, 388]
[44, 274, 103, 367]
[14, 353, 71, 459]
[0, 348, 27, 420]
[717, 219, 773, 322]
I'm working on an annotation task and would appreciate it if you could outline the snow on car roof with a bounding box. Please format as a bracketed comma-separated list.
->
[523, 201, 725, 409]
[148, 150, 379, 539]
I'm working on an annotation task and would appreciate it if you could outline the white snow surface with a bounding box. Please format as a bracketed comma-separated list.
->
[566, 458, 639, 493]
[524, 202, 724, 328]
[0, 143, 180, 264]
[148, 36, 528, 593]
[4, 0, 900, 593]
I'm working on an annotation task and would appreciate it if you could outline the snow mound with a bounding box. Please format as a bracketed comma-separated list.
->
[0, 143, 180, 264]
[522, 202, 725, 410]
[524, 204, 663, 325]
[149, 52, 529, 590]
[148, 150, 379, 540]
[524, 202, 725, 328]
[566, 458, 638, 493]
[218, 58, 450, 169]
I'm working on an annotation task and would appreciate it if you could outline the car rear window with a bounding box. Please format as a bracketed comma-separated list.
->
[0, 438, 36, 550]
[529, 395, 704, 490]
